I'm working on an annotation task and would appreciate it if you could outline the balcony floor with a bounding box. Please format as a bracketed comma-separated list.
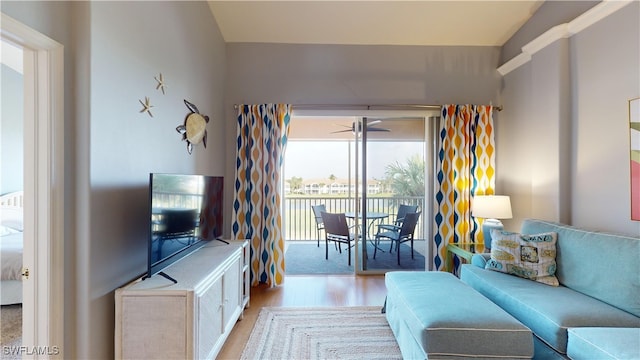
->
[284, 239, 426, 274]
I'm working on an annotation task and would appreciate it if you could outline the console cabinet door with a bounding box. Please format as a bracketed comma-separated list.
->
[196, 276, 223, 359]
[222, 257, 241, 333]
[119, 294, 190, 359]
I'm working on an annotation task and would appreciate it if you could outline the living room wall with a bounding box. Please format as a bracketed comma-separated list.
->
[223, 43, 504, 234]
[500, 1, 599, 64]
[497, 1, 640, 236]
[1, 1, 226, 358]
[85, 2, 225, 358]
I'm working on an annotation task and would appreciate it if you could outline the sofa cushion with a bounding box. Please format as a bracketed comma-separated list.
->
[567, 327, 640, 360]
[520, 219, 640, 317]
[486, 230, 558, 286]
[460, 264, 640, 354]
[385, 271, 533, 359]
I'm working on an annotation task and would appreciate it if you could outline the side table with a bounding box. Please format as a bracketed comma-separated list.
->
[445, 242, 486, 273]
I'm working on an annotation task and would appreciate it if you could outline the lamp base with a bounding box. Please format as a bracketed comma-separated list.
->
[482, 219, 504, 252]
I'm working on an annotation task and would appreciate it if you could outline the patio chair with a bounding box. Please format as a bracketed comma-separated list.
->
[374, 211, 421, 265]
[321, 212, 356, 266]
[311, 204, 327, 247]
[376, 204, 418, 234]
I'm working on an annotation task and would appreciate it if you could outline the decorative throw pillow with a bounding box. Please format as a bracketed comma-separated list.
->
[485, 230, 559, 286]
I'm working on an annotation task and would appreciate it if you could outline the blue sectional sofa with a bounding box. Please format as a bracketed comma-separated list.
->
[460, 219, 640, 359]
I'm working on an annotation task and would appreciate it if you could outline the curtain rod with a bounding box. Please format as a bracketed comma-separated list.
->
[233, 103, 503, 111]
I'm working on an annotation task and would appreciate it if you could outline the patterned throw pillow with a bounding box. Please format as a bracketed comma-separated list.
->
[485, 230, 559, 286]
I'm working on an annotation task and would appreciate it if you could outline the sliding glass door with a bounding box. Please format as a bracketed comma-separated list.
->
[283, 113, 431, 275]
[353, 117, 427, 273]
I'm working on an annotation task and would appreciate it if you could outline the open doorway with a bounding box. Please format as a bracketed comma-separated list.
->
[0, 37, 25, 351]
[283, 113, 434, 275]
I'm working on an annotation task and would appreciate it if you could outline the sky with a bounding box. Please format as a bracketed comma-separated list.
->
[283, 141, 424, 181]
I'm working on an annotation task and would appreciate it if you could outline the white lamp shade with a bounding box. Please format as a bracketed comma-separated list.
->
[472, 195, 512, 219]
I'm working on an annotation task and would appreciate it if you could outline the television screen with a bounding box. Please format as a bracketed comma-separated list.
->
[147, 173, 224, 279]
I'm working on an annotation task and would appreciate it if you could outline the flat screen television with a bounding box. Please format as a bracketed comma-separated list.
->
[145, 173, 224, 281]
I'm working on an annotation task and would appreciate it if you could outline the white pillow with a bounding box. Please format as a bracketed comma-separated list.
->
[0, 207, 24, 231]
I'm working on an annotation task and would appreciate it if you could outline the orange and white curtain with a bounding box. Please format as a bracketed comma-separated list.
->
[232, 104, 291, 287]
[433, 104, 495, 271]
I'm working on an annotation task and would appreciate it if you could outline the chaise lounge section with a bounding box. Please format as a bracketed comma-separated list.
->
[385, 271, 534, 359]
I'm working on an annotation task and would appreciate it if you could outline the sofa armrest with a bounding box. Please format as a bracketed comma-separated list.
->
[471, 253, 491, 268]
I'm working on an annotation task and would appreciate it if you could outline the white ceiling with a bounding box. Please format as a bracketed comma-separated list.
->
[207, 1, 544, 47]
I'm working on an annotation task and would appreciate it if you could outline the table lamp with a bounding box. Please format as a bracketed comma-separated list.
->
[472, 195, 512, 251]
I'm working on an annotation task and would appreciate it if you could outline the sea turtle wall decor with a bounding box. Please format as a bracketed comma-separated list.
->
[176, 99, 209, 154]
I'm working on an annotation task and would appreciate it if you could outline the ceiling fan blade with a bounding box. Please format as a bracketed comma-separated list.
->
[330, 121, 391, 134]
[331, 123, 355, 133]
[354, 121, 386, 131]
[367, 126, 390, 132]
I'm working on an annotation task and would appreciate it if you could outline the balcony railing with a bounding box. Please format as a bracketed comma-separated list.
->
[284, 196, 425, 241]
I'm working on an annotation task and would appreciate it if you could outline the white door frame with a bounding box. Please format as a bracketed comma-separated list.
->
[1, 13, 65, 358]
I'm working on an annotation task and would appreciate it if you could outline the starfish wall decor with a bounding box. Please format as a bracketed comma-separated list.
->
[137, 73, 168, 118]
[139, 96, 154, 117]
[154, 73, 167, 95]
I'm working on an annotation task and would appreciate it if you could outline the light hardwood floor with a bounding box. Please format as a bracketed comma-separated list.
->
[216, 274, 388, 359]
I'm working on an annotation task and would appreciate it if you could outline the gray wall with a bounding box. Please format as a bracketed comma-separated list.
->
[83, 2, 226, 358]
[1, 1, 226, 358]
[497, 1, 640, 236]
[500, 1, 599, 64]
[223, 43, 503, 216]
[226, 44, 502, 105]
[570, 3, 639, 233]
[1, 64, 23, 193]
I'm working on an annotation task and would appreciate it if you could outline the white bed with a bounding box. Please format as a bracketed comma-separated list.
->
[1, 191, 24, 305]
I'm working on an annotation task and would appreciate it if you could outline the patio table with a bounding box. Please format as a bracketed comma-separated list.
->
[345, 211, 388, 255]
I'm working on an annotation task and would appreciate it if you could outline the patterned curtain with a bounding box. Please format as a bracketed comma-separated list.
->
[232, 104, 292, 287]
[433, 104, 495, 271]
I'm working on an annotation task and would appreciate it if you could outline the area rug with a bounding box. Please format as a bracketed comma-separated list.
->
[240, 306, 401, 360]
[1, 304, 22, 360]
[285, 242, 425, 275]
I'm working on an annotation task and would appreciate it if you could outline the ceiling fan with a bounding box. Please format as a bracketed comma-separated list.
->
[332, 119, 390, 133]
